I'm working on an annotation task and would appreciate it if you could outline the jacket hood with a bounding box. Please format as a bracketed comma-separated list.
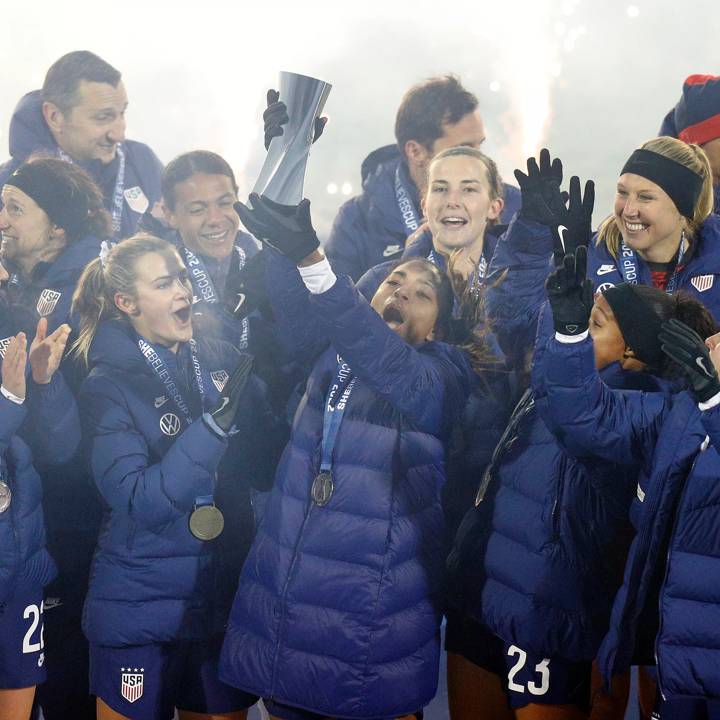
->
[7, 90, 57, 162]
[360, 144, 401, 186]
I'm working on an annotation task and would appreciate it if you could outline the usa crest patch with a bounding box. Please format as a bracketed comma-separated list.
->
[691, 275, 714, 293]
[121, 667, 144, 703]
[36, 289, 61, 317]
[211, 370, 229, 392]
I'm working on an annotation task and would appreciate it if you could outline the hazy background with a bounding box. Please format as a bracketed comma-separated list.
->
[2, 0, 718, 239]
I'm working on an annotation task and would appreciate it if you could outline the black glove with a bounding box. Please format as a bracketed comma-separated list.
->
[545, 246, 594, 336]
[204, 354, 254, 435]
[263, 89, 327, 150]
[659, 319, 720, 403]
[235, 193, 319, 264]
[550, 175, 595, 266]
[223, 250, 268, 319]
[514, 148, 564, 226]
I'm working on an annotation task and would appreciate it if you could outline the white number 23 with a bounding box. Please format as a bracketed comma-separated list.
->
[507, 645, 550, 695]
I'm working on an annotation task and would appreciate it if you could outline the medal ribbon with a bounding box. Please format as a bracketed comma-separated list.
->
[137, 337, 205, 427]
[58, 144, 126, 236]
[618, 236, 686, 293]
[394, 164, 420, 237]
[320, 358, 357, 473]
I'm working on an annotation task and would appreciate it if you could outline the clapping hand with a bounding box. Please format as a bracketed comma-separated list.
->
[29, 318, 71, 385]
[1, 332, 27, 400]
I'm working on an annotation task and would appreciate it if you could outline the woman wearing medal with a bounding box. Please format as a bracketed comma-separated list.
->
[218, 193, 478, 720]
[0, 290, 79, 720]
[71, 234, 276, 720]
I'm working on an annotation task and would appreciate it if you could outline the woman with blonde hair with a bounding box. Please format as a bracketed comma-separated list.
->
[589, 136, 719, 316]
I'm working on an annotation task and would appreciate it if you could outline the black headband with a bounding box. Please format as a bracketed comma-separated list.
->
[620, 148, 703, 219]
[5, 163, 87, 239]
[602, 283, 664, 367]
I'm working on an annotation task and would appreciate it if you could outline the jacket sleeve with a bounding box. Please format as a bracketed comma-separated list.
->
[533, 332, 668, 464]
[700, 402, 720, 450]
[485, 215, 554, 364]
[0, 394, 27, 455]
[25, 371, 80, 465]
[80, 375, 228, 529]
[309, 275, 470, 433]
[265, 249, 329, 363]
[324, 198, 366, 281]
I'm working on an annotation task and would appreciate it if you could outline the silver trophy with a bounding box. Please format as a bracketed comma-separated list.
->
[253, 71, 332, 205]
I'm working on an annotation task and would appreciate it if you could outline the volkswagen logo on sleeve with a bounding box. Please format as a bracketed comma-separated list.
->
[159, 413, 181, 436]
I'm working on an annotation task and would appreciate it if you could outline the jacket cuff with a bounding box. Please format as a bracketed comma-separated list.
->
[699, 390, 720, 411]
[1, 384, 25, 404]
[555, 330, 590, 344]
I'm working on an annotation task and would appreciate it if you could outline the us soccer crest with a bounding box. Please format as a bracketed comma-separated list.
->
[121, 667, 144, 703]
[691, 275, 714, 293]
[0, 337, 11, 359]
[211, 370, 229, 392]
[36, 289, 61, 317]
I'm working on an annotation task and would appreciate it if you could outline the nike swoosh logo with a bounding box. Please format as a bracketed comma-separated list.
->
[232, 293, 246, 313]
[597, 266, 616, 275]
[383, 245, 401, 258]
[697, 357, 714, 377]
[557, 225, 568, 253]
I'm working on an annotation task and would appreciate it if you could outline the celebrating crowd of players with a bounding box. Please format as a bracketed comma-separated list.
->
[1, 50, 720, 720]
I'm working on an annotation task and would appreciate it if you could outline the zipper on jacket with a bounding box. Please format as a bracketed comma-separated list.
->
[653, 453, 699, 702]
[269, 500, 316, 699]
[551, 456, 567, 540]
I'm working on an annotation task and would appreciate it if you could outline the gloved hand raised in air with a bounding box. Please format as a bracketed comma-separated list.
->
[203, 353, 254, 436]
[659, 319, 720, 403]
[235, 193, 319, 265]
[263, 89, 328, 150]
[545, 246, 594, 337]
[515, 149, 594, 265]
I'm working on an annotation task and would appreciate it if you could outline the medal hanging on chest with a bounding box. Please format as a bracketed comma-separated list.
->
[314, 358, 357, 507]
[0, 480, 11, 513]
[136, 336, 225, 540]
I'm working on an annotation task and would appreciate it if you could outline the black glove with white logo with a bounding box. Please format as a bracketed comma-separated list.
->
[235, 193, 319, 265]
[545, 246, 594, 336]
[550, 175, 595, 266]
[263, 89, 327, 150]
[203, 354, 254, 435]
[223, 250, 267, 319]
[659, 319, 720, 403]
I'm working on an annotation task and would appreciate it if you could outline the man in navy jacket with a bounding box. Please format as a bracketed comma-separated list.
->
[324, 75, 521, 280]
[0, 51, 163, 240]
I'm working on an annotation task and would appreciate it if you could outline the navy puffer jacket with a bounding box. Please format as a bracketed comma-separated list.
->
[0, 90, 163, 240]
[3, 234, 102, 337]
[534, 331, 720, 702]
[220, 253, 473, 718]
[588, 213, 720, 320]
[0, 309, 80, 602]
[477, 319, 665, 662]
[80, 321, 273, 646]
[325, 144, 521, 281]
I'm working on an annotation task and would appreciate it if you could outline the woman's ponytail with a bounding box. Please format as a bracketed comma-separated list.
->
[70, 257, 113, 370]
